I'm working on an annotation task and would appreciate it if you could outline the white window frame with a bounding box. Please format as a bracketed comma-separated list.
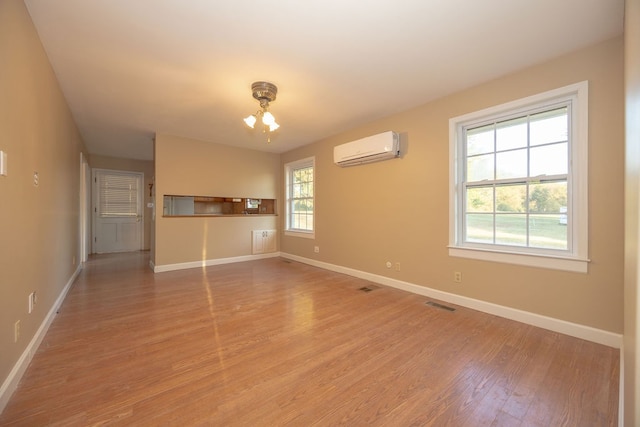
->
[449, 81, 589, 273]
[285, 156, 315, 239]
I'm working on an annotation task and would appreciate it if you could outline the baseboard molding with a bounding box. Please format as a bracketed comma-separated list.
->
[0, 263, 82, 414]
[153, 252, 281, 273]
[281, 252, 623, 349]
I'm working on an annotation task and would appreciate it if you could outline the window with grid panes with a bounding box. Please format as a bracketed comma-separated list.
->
[99, 172, 140, 217]
[449, 82, 589, 272]
[285, 157, 315, 238]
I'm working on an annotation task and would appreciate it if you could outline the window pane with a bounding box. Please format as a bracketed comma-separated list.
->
[496, 116, 527, 151]
[496, 214, 527, 246]
[467, 153, 494, 182]
[467, 124, 494, 156]
[466, 213, 493, 243]
[466, 186, 493, 213]
[299, 183, 310, 197]
[293, 166, 313, 184]
[530, 143, 568, 176]
[529, 214, 567, 249]
[496, 184, 526, 212]
[293, 199, 313, 213]
[291, 212, 313, 231]
[530, 107, 568, 146]
[99, 173, 139, 217]
[528, 181, 567, 213]
[496, 149, 527, 180]
[292, 213, 301, 229]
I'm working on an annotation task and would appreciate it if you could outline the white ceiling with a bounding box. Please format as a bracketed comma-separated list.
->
[24, 0, 624, 161]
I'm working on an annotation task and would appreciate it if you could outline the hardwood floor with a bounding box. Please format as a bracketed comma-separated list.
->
[1, 252, 619, 426]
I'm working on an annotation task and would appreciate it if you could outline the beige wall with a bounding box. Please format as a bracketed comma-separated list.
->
[282, 37, 624, 334]
[0, 0, 628, 415]
[90, 155, 154, 250]
[153, 133, 280, 267]
[624, 0, 640, 423]
[0, 0, 87, 395]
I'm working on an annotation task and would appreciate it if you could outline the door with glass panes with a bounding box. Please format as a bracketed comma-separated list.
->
[92, 169, 143, 253]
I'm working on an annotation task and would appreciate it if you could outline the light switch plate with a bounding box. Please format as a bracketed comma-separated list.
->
[0, 150, 6, 176]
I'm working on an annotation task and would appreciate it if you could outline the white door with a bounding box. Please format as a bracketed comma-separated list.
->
[92, 169, 144, 253]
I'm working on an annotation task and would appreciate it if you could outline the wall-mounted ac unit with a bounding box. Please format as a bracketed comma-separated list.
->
[334, 131, 400, 167]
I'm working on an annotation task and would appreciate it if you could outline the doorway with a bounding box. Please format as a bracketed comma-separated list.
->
[92, 169, 144, 253]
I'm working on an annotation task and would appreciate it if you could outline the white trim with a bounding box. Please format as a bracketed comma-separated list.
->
[284, 156, 315, 235]
[0, 264, 82, 413]
[153, 252, 281, 273]
[618, 343, 624, 427]
[284, 230, 315, 239]
[79, 152, 90, 264]
[449, 81, 589, 272]
[280, 252, 622, 349]
[448, 246, 589, 273]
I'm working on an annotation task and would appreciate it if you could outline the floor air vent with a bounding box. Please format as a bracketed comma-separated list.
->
[425, 301, 456, 312]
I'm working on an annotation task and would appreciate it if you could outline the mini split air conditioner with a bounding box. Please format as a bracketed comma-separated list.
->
[333, 131, 400, 167]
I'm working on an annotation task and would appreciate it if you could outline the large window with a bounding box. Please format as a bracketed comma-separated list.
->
[449, 82, 588, 272]
[285, 157, 315, 238]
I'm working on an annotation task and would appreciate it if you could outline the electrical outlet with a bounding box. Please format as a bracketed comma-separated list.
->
[454, 271, 462, 283]
[314, 246, 320, 253]
[395, 262, 401, 272]
[14, 320, 20, 342]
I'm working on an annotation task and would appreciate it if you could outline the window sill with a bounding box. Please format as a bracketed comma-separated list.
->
[448, 246, 589, 273]
[285, 230, 315, 239]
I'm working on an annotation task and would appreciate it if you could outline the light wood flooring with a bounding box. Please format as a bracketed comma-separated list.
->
[1, 252, 619, 426]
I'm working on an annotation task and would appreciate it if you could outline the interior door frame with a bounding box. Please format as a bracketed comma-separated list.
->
[91, 168, 144, 254]
[79, 152, 90, 263]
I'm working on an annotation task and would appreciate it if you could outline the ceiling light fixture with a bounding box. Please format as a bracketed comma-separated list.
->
[243, 81, 280, 143]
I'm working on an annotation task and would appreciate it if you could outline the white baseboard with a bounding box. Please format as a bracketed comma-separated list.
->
[0, 263, 82, 413]
[153, 252, 281, 273]
[281, 252, 623, 349]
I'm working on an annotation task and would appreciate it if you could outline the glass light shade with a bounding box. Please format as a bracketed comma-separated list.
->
[262, 111, 276, 126]
[243, 114, 257, 128]
[269, 122, 280, 132]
